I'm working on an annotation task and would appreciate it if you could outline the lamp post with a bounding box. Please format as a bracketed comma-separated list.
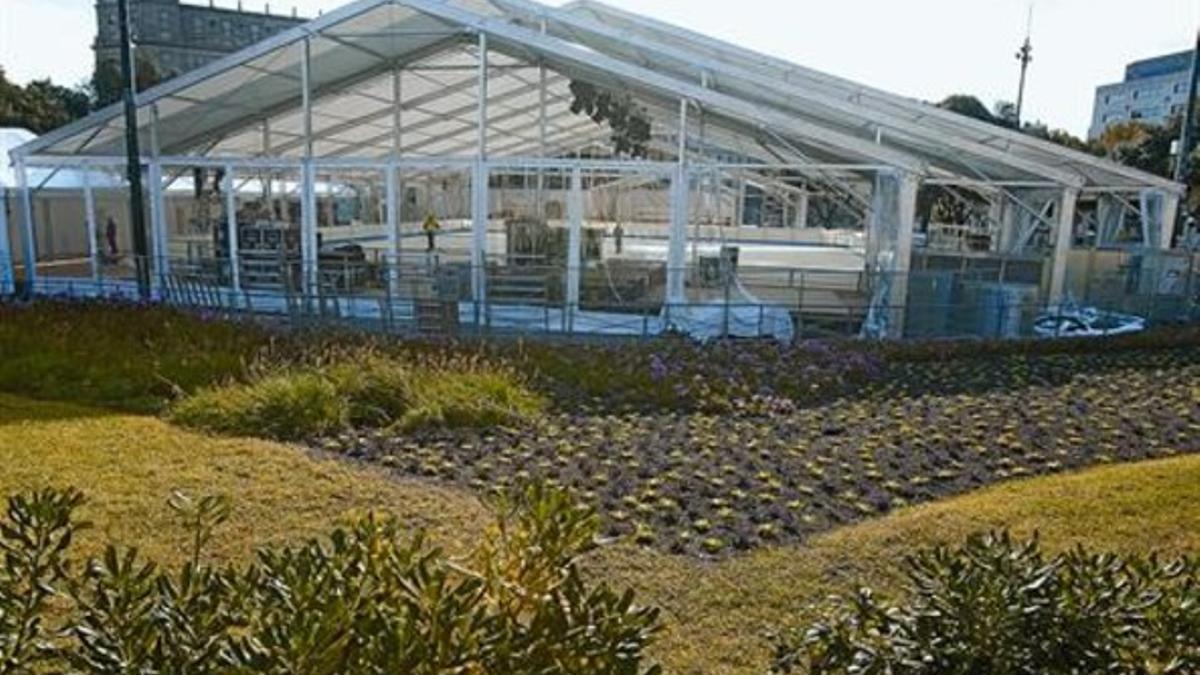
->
[117, 0, 152, 299]
[1013, 7, 1034, 129]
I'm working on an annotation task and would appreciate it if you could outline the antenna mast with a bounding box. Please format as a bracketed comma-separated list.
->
[1014, 4, 1034, 129]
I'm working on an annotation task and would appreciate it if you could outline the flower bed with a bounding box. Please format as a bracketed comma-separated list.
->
[323, 347, 1200, 557]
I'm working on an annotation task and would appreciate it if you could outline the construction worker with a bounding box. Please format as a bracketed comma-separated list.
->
[422, 212, 441, 252]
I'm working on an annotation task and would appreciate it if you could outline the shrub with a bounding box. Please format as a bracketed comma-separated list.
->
[171, 350, 546, 440]
[0, 300, 269, 412]
[771, 531, 1200, 674]
[170, 371, 348, 441]
[0, 484, 662, 674]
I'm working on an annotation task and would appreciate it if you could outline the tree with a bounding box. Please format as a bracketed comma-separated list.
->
[1098, 119, 1176, 176]
[0, 66, 92, 134]
[1099, 117, 1200, 214]
[90, 55, 166, 109]
[992, 100, 1019, 128]
[936, 95, 997, 125]
[938, 93, 1102, 156]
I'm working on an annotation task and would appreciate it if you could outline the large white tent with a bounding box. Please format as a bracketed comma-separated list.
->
[3, 0, 1189, 339]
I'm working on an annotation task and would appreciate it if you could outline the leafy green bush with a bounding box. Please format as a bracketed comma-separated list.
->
[772, 532, 1200, 674]
[0, 484, 662, 674]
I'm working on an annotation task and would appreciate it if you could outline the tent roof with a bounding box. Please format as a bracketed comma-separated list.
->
[561, 0, 1182, 193]
[8, 0, 1183, 195]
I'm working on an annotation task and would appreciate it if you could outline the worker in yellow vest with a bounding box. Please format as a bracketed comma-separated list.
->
[422, 213, 440, 252]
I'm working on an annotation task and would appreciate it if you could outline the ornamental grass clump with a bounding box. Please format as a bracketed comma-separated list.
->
[398, 355, 546, 432]
[169, 370, 348, 441]
[771, 531, 1200, 674]
[170, 350, 546, 441]
[0, 485, 662, 674]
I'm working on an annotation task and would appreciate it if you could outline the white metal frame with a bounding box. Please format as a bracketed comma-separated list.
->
[5, 0, 1188, 340]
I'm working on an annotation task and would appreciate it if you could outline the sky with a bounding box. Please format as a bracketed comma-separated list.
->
[1, 0, 1196, 138]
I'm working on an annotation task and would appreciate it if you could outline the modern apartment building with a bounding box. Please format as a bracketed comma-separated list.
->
[1089, 50, 1196, 140]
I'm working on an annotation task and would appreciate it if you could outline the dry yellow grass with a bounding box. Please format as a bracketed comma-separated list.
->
[2, 393, 1197, 674]
[0, 393, 489, 563]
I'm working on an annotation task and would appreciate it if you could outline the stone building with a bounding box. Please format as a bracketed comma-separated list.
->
[94, 0, 305, 79]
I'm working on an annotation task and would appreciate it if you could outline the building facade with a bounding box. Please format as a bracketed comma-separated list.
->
[94, 0, 305, 79]
[1089, 50, 1196, 140]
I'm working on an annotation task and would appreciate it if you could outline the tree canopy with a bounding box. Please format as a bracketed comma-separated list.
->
[0, 67, 91, 135]
[938, 92, 1198, 213]
[0, 57, 166, 135]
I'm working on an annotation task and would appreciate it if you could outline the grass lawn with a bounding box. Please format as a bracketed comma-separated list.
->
[3, 392, 1198, 674]
[0, 393, 490, 563]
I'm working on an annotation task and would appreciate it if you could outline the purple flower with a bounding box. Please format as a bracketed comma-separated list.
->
[649, 354, 668, 381]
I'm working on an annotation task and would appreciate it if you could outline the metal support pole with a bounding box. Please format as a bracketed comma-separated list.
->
[261, 120, 273, 202]
[887, 172, 920, 338]
[566, 165, 583, 333]
[0, 189, 11, 296]
[148, 161, 166, 284]
[735, 179, 745, 228]
[223, 165, 241, 297]
[116, 0, 151, 299]
[148, 104, 168, 284]
[15, 160, 36, 294]
[477, 32, 488, 156]
[536, 51, 547, 215]
[300, 37, 318, 297]
[471, 32, 490, 324]
[795, 189, 809, 229]
[665, 98, 689, 309]
[392, 66, 403, 158]
[391, 65, 404, 268]
[83, 171, 99, 283]
[1161, 192, 1180, 250]
[472, 159, 489, 324]
[1048, 187, 1080, 307]
[386, 162, 399, 298]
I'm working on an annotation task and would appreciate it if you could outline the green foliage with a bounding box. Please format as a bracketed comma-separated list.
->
[171, 350, 545, 440]
[90, 57, 168, 110]
[170, 370, 349, 441]
[937, 95, 998, 125]
[397, 358, 546, 432]
[0, 66, 91, 135]
[6, 300, 1200, 438]
[0, 485, 661, 674]
[569, 81, 653, 158]
[772, 532, 1200, 674]
[324, 351, 415, 427]
[0, 301, 270, 413]
[0, 488, 87, 671]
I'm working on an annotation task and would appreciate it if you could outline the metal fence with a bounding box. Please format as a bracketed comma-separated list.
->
[7, 251, 1200, 342]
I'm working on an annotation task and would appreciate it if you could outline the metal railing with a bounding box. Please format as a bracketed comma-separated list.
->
[7, 254, 1200, 342]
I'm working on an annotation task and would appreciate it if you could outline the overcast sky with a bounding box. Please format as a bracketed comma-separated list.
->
[1, 0, 1196, 137]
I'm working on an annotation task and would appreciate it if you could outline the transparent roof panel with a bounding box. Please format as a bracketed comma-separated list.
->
[11, 0, 1178, 193]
